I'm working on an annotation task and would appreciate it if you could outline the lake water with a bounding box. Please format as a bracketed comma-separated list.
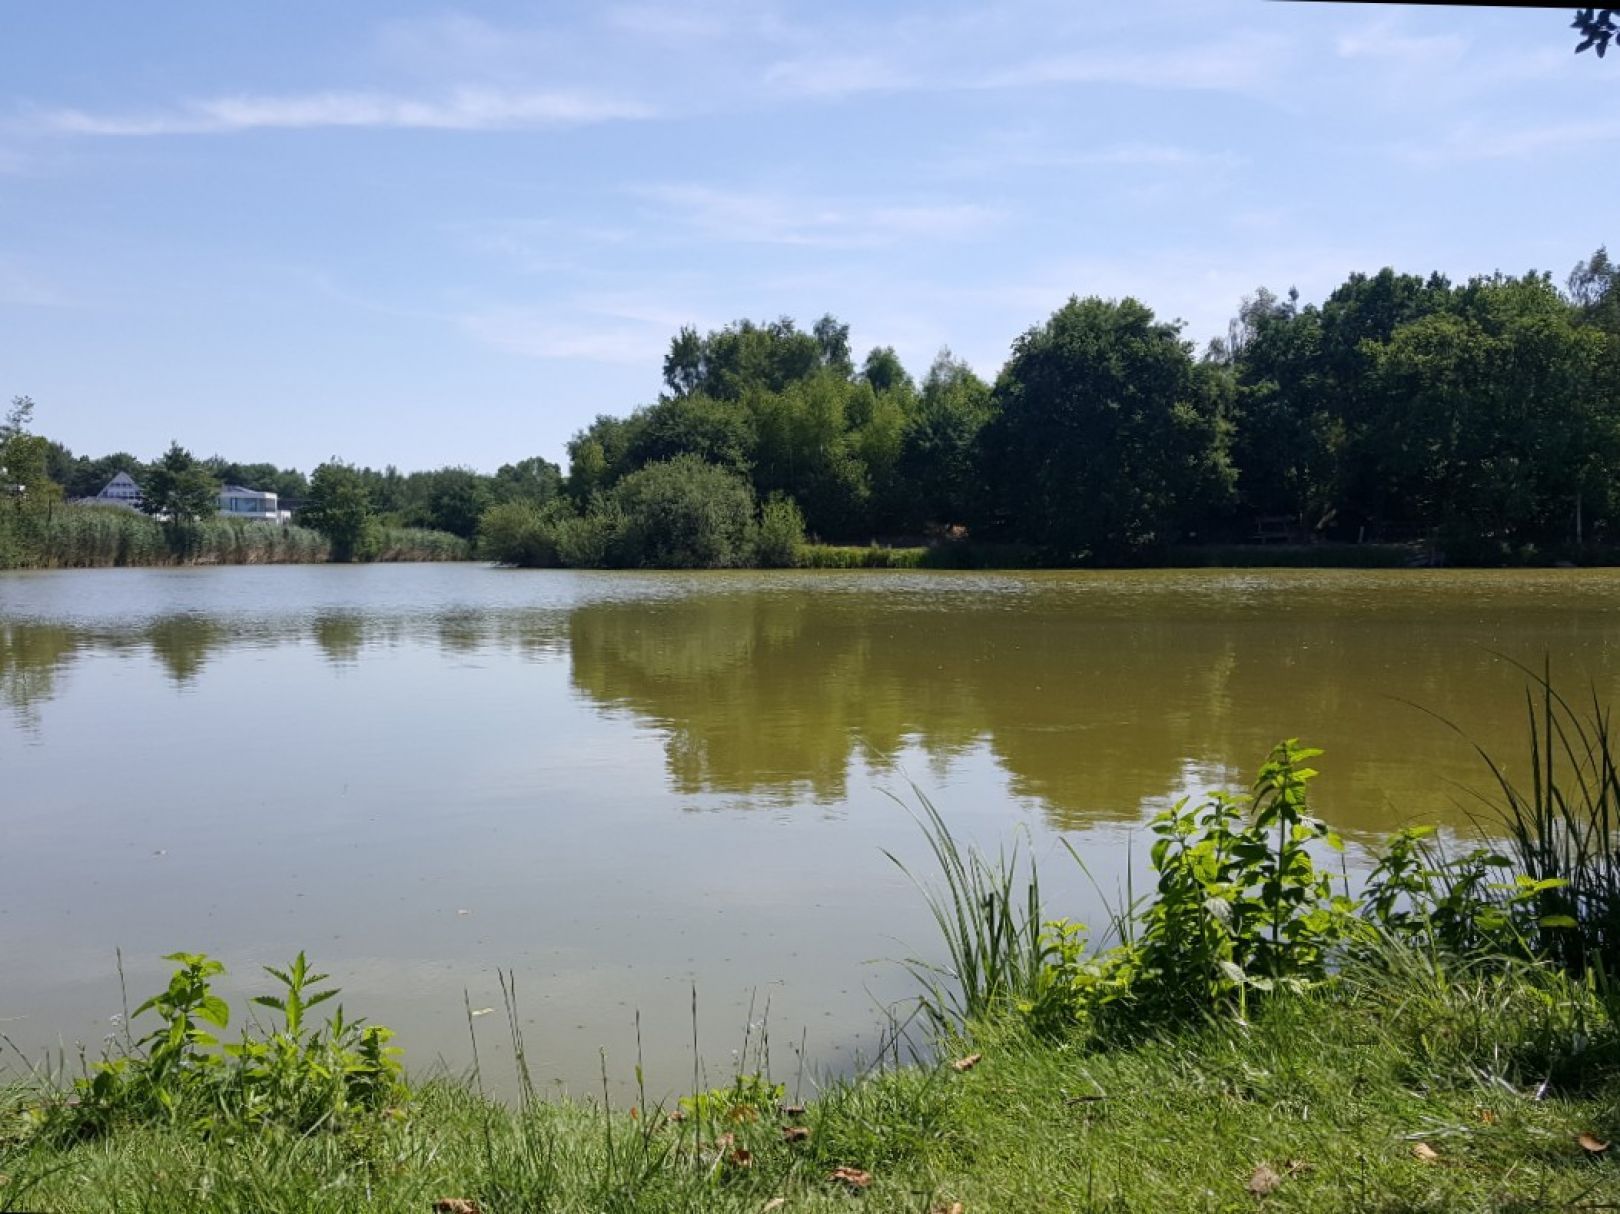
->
[5, 564, 1620, 1098]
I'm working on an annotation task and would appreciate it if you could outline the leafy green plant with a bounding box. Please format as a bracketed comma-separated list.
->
[677, 1073, 785, 1126]
[57, 950, 405, 1138]
[1014, 742, 1357, 1034]
[1361, 825, 1575, 961]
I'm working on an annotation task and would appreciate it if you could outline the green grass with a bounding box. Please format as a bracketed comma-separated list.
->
[5, 964, 1617, 1212]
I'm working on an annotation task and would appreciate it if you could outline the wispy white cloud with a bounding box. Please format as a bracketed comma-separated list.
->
[31, 88, 655, 136]
[1402, 116, 1620, 163]
[460, 312, 663, 363]
[762, 54, 918, 98]
[639, 184, 1003, 248]
[979, 31, 1293, 95]
[1336, 20, 1467, 66]
[458, 308, 673, 365]
[933, 131, 1245, 179]
[606, 2, 797, 44]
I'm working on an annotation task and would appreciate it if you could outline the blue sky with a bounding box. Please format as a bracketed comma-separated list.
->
[2, 2, 1615, 473]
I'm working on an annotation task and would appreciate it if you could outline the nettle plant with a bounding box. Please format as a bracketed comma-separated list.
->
[63, 951, 404, 1136]
[1022, 742, 1358, 1033]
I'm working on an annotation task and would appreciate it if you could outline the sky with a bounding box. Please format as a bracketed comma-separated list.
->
[2, 2, 1616, 474]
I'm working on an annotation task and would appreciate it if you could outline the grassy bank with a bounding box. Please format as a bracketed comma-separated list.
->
[4, 961, 1615, 1212]
[1, 504, 468, 569]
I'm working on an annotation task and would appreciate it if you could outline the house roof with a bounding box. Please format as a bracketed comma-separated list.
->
[97, 471, 141, 495]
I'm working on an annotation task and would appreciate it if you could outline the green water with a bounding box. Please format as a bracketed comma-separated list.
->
[4, 565, 1618, 1094]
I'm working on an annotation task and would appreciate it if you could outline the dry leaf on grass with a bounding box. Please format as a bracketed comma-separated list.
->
[782, 1125, 812, 1143]
[1578, 1132, 1610, 1155]
[1410, 1142, 1440, 1164]
[951, 1053, 982, 1072]
[761, 1201, 786, 1213]
[432, 1201, 481, 1214]
[929, 1203, 965, 1214]
[1247, 1164, 1282, 1197]
[727, 1147, 754, 1169]
[1476, 1107, 1498, 1125]
[829, 1167, 874, 1189]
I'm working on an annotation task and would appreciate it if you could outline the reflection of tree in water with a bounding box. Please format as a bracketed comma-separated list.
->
[566, 578, 1620, 835]
[144, 616, 223, 686]
[313, 614, 366, 665]
[0, 623, 81, 725]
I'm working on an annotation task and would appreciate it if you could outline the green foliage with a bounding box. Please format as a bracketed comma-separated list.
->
[418, 467, 492, 539]
[0, 396, 62, 564]
[478, 499, 572, 567]
[492, 455, 564, 507]
[752, 494, 805, 567]
[907, 713, 1618, 1045]
[1471, 665, 1620, 975]
[55, 951, 405, 1138]
[606, 454, 757, 569]
[139, 443, 222, 547]
[1016, 742, 1355, 1035]
[676, 1073, 785, 1125]
[985, 296, 1235, 561]
[301, 460, 380, 562]
[796, 543, 929, 569]
[887, 793, 1047, 1026]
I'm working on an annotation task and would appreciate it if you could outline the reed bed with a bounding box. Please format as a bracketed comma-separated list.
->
[796, 544, 930, 569]
[1, 505, 470, 568]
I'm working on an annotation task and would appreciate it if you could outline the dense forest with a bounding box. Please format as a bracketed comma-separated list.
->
[4, 247, 1618, 569]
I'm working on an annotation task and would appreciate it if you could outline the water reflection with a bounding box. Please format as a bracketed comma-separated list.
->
[6, 570, 1620, 835]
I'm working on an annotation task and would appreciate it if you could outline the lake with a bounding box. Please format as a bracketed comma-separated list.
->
[4, 564, 1620, 1098]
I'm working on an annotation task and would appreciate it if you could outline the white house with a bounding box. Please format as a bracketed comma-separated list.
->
[79, 473, 290, 523]
[217, 484, 284, 524]
[81, 470, 143, 511]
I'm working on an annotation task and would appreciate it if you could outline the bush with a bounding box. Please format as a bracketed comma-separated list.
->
[753, 495, 806, 567]
[607, 454, 756, 569]
[555, 504, 623, 568]
[478, 500, 568, 567]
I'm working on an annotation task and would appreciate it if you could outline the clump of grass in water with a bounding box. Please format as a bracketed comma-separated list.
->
[885, 791, 1048, 1027]
[1416, 658, 1620, 978]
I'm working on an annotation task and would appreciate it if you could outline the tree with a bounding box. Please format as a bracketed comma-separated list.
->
[899, 351, 995, 528]
[1569, 246, 1620, 336]
[1361, 273, 1620, 553]
[984, 297, 1234, 560]
[301, 460, 378, 562]
[860, 346, 913, 396]
[0, 397, 61, 565]
[622, 394, 756, 477]
[492, 456, 564, 507]
[1218, 289, 1343, 529]
[140, 442, 221, 535]
[419, 467, 492, 538]
[660, 315, 848, 401]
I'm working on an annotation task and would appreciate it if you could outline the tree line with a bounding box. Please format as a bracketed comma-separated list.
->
[9, 244, 1618, 568]
[486, 246, 1620, 567]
